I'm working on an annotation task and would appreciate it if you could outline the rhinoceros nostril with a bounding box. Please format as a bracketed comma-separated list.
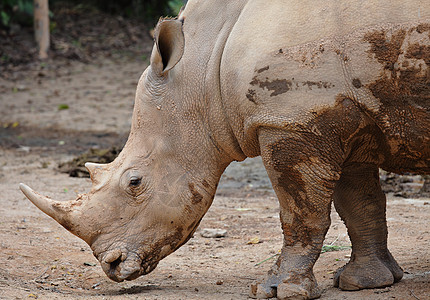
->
[109, 256, 122, 274]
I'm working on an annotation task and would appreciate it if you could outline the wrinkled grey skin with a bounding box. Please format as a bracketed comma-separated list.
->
[20, 0, 429, 299]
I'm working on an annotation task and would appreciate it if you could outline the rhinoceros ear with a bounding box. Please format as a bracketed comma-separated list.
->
[151, 19, 185, 75]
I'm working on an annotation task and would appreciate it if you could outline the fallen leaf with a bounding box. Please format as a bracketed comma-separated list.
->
[247, 237, 261, 245]
[58, 104, 69, 110]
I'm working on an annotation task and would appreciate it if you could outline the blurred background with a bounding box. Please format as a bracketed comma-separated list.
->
[0, 0, 187, 69]
[0, 2, 429, 299]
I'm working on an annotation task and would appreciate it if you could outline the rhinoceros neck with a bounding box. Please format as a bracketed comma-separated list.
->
[176, 0, 250, 165]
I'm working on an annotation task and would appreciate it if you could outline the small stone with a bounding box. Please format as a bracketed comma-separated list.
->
[216, 280, 224, 285]
[200, 228, 227, 238]
[16, 84, 29, 91]
[92, 282, 101, 289]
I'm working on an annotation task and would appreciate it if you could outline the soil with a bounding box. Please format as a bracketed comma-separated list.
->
[0, 10, 429, 300]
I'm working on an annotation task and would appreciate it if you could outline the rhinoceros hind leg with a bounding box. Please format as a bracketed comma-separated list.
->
[333, 254, 401, 290]
[333, 163, 403, 290]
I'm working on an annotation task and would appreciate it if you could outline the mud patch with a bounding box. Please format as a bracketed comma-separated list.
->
[352, 78, 362, 89]
[281, 213, 314, 247]
[257, 66, 270, 73]
[249, 76, 335, 97]
[250, 77, 293, 96]
[188, 183, 203, 204]
[246, 89, 258, 103]
[364, 29, 406, 72]
[364, 25, 430, 171]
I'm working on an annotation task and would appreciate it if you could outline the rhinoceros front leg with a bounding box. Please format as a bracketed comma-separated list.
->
[333, 162, 403, 290]
[250, 129, 342, 300]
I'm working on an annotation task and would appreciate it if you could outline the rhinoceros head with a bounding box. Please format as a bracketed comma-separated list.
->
[20, 16, 237, 282]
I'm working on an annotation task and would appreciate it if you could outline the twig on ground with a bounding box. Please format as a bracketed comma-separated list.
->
[254, 251, 281, 266]
[410, 289, 420, 300]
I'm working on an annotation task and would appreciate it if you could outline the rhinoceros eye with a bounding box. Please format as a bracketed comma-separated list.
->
[121, 170, 151, 202]
[129, 177, 142, 187]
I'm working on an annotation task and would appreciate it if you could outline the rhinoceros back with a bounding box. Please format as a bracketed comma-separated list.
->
[220, 0, 430, 172]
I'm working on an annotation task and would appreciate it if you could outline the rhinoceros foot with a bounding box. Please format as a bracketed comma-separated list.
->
[249, 272, 320, 300]
[333, 251, 403, 290]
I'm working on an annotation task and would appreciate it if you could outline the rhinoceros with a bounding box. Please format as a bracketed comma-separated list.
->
[20, 0, 429, 299]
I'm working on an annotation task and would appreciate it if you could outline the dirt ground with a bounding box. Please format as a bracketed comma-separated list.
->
[0, 54, 429, 300]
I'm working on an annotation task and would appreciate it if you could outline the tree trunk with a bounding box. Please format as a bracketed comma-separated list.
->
[34, 0, 49, 59]
[419, 175, 430, 197]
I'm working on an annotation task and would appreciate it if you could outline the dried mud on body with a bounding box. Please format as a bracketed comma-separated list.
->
[0, 59, 429, 300]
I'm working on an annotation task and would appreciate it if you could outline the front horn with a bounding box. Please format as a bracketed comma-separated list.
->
[19, 183, 87, 240]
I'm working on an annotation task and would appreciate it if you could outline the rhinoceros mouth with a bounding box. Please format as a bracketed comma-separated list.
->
[100, 249, 159, 282]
